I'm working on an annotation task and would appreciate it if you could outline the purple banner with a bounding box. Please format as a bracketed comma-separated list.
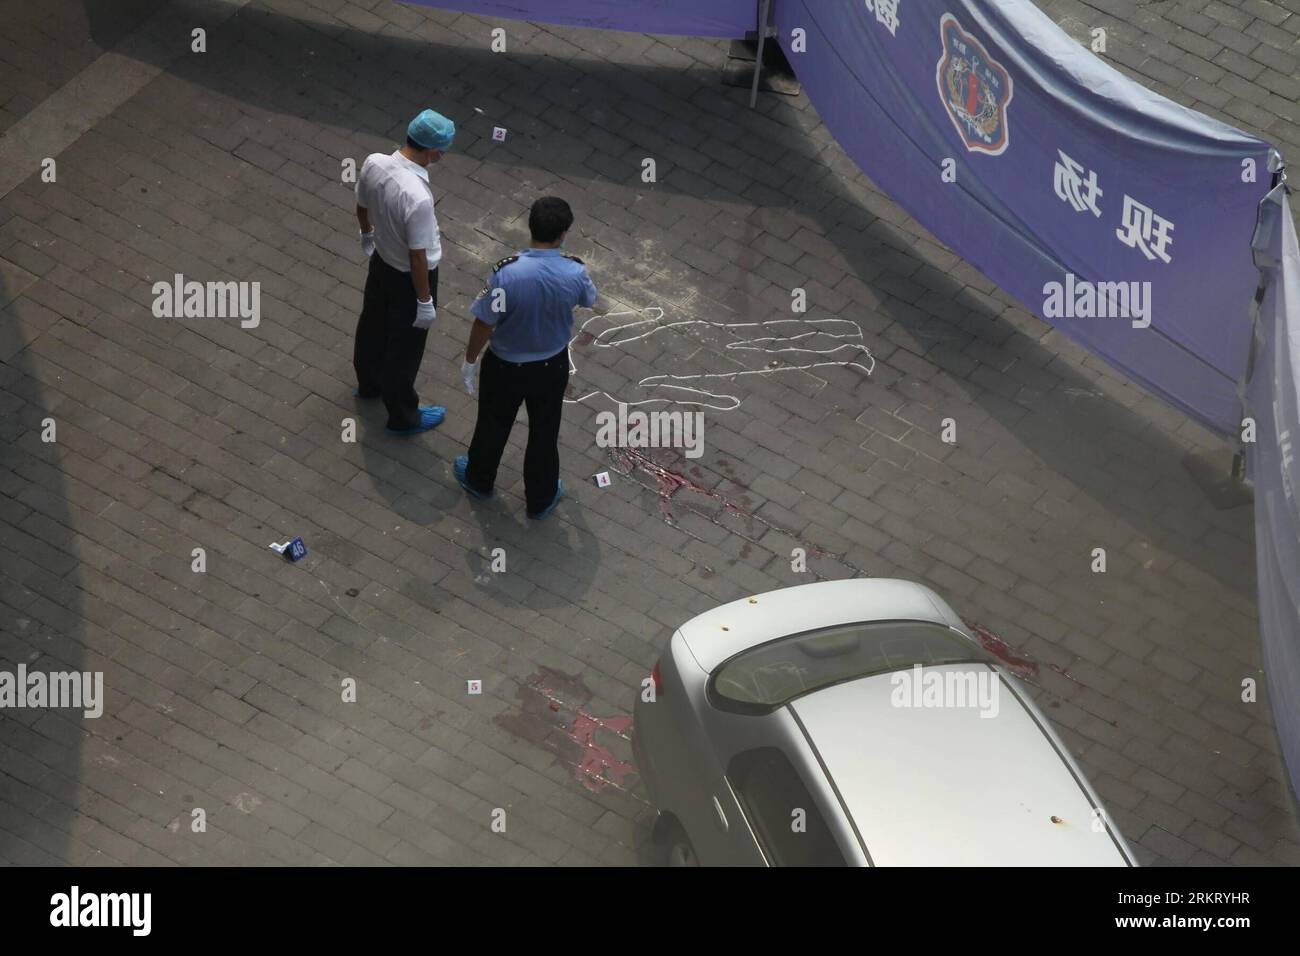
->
[777, 0, 1275, 437]
[399, 0, 757, 37]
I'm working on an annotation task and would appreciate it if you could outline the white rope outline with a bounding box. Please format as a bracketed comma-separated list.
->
[566, 308, 875, 411]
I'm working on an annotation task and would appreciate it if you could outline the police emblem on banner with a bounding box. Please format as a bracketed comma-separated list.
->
[936, 13, 1013, 155]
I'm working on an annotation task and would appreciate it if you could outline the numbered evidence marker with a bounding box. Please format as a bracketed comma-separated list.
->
[593, 471, 612, 487]
[467, 679, 483, 695]
[492, 127, 507, 142]
[269, 537, 307, 562]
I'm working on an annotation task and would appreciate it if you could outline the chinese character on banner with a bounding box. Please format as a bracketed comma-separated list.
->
[865, 0, 900, 36]
[1115, 195, 1175, 263]
[1053, 149, 1103, 217]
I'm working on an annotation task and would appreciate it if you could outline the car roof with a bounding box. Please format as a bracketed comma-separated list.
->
[677, 579, 965, 674]
[787, 664, 1130, 866]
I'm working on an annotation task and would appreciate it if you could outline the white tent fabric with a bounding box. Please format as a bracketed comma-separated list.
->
[1249, 180, 1300, 801]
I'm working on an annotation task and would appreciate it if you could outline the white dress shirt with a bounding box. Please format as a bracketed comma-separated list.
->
[355, 150, 442, 272]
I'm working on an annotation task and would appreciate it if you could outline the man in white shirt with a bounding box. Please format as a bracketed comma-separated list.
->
[353, 108, 455, 434]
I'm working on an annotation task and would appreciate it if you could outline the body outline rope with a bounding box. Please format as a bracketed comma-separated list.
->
[566, 307, 875, 411]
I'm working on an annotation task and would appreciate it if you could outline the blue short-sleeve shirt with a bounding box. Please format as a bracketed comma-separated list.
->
[470, 248, 598, 362]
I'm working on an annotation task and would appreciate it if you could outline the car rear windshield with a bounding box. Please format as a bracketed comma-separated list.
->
[710, 620, 988, 712]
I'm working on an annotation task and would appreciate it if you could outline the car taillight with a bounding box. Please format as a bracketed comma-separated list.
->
[651, 660, 663, 698]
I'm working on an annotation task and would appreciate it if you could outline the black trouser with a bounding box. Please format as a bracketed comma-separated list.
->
[466, 347, 568, 513]
[353, 254, 438, 431]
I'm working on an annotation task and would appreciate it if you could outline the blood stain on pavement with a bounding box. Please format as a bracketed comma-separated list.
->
[495, 666, 641, 795]
[569, 712, 636, 793]
[612, 447, 752, 524]
[964, 619, 1039, 681]
[612, 447, 840, 570]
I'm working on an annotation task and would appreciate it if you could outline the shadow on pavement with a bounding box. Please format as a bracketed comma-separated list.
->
[0, 266, 84, 864]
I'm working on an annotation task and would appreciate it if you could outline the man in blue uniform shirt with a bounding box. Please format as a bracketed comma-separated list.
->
[454, 197, 598, 519]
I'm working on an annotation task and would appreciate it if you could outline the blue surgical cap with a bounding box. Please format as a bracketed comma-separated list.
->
[407, 109, 455, 151]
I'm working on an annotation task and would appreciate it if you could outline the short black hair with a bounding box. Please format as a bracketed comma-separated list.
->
[529, 196, 574, 243]
[406, 135, 425, 151]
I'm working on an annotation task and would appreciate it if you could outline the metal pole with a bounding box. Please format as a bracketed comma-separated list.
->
[749, 0, 773, 109]
[1234, 280, 1268, 481]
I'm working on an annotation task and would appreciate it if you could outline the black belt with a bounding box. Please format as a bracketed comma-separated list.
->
[486, 346, 567, 367]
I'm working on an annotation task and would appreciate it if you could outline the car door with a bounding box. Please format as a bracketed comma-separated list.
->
[691, 695, 855, 866]
[666, 687, 768, 865]
[724, 746, 851, 866]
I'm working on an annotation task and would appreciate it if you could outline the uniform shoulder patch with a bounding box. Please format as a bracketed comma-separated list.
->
[560, 252, 585, 265]
[492, 255, 519, 273]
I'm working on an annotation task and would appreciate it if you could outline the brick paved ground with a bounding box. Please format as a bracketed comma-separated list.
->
[0, 0, 164, 137]
[1, 0, 1298, 866]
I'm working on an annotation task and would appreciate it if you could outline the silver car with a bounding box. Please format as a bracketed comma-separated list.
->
[632, 579, 1136, 866]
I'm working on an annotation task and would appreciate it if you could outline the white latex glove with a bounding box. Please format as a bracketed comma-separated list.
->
[461, 359, 479, 395]
[413, 297, 436, 330]
[360, 230, 376, 257]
